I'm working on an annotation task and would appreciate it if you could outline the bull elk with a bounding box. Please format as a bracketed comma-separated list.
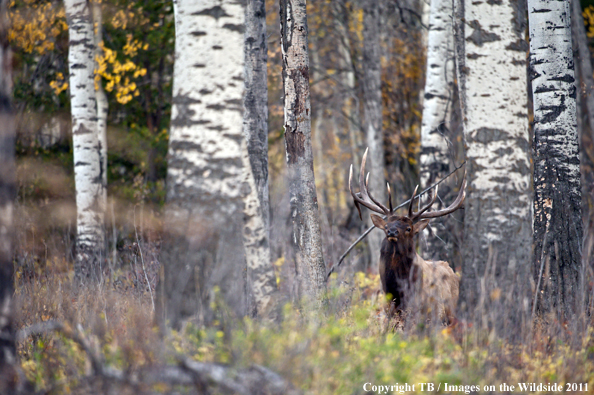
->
[349, 149, 465, 323]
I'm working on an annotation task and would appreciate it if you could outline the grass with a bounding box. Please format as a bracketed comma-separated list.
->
[13, 264, 594, 394]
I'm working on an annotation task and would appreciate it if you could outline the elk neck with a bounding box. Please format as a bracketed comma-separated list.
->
[380, 236, 416, 271]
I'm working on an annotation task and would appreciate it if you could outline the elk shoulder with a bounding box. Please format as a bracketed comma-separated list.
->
[416, 258, 459, 322]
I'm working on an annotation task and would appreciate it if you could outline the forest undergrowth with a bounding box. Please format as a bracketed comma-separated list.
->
[13, 252, 594, 394]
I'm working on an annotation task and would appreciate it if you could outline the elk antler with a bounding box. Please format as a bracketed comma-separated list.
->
[408, 171, 466, 221]
[408, 184, 438, 220]
[349, 148, 391, 219]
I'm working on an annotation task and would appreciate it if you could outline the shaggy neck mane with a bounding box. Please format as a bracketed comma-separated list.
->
[380, 237, 418, 309]
[382, 238, 415, 269]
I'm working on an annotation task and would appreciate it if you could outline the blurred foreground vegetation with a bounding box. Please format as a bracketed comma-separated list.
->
[14, 269, 594, 394]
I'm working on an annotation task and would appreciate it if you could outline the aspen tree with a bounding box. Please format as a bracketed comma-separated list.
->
[279, 0, 327, 306]
[92, 1, 108, 195]
[159, 0, 247, 327]
[572, 0, 594, 140]
[243, 0, 278, 319]
[458, 0, 532, 332]
[419, 0, 455, 260]
[529, 0, 583, 320]
[65, 0, 106, 280]
[159, 0, 278, 326]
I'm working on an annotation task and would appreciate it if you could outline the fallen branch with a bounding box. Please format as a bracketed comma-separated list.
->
[16, 320, 62, 342]
[180, 357, 298, 395]
[18, 321, 121, 381]
[16, 321, 299, 394]
[326, 162, 466, 281]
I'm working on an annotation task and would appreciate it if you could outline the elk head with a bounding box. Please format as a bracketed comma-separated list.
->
[348, 148, 466, 244]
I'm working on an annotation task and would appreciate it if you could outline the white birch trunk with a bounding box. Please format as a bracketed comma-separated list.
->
[241, 143, 277, 318]
[92, 1, 108, 194]
[159, 0, 250, 327]
[65, 0, 105, 280]
[419, 0, 454, 188]
[167, 1, 245, 211]
[419, 0, 455, 260]
[243, 0, 278, 319]
[529, 0, 583, 319]
[460, 0, 532, 330]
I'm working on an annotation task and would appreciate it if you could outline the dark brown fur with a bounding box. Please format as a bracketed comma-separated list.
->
[372, 214, 459, 322]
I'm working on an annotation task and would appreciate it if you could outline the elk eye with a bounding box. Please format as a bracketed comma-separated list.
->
[406, 227, 412, 232]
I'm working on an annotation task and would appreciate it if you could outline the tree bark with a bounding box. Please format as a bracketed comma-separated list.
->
[571, 0, 594, 138]
[419, 0, 455, 261]
[529, 0, 583, 321]
[243, 0, 278, 319]
[571, 0, 594, 228]
[362, 0, 386, 272]
[453, 0, 466, 117]
[0, 0, 17, 389]
[92, 1, 108, 197]
[279, 0, 327, 307]
[158, 0, 250, 328]
[459, 0, 532, 333]
[333, 0, 364, 196]
[65, 0, 105, 281]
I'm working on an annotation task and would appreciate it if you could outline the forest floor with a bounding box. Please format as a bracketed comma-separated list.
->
[13, 266, 594, 395]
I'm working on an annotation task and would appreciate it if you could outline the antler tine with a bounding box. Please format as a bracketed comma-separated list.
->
[348, 148, 391, 217]
[349, 148, 390, 218]
[408, 185, 419, 218]
[410, 184, 438, 220]
[359, 148, 368, 199]
[349, 164, 363, 220]
[387, 183, 393, 213]
[418, 173, 466, 220]
[358, 149, 389, 214]
[365, 173, 391, 214]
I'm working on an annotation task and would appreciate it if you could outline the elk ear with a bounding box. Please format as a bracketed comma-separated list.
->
[413, 219, 430, 234]
[370, 214, 386, 228]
